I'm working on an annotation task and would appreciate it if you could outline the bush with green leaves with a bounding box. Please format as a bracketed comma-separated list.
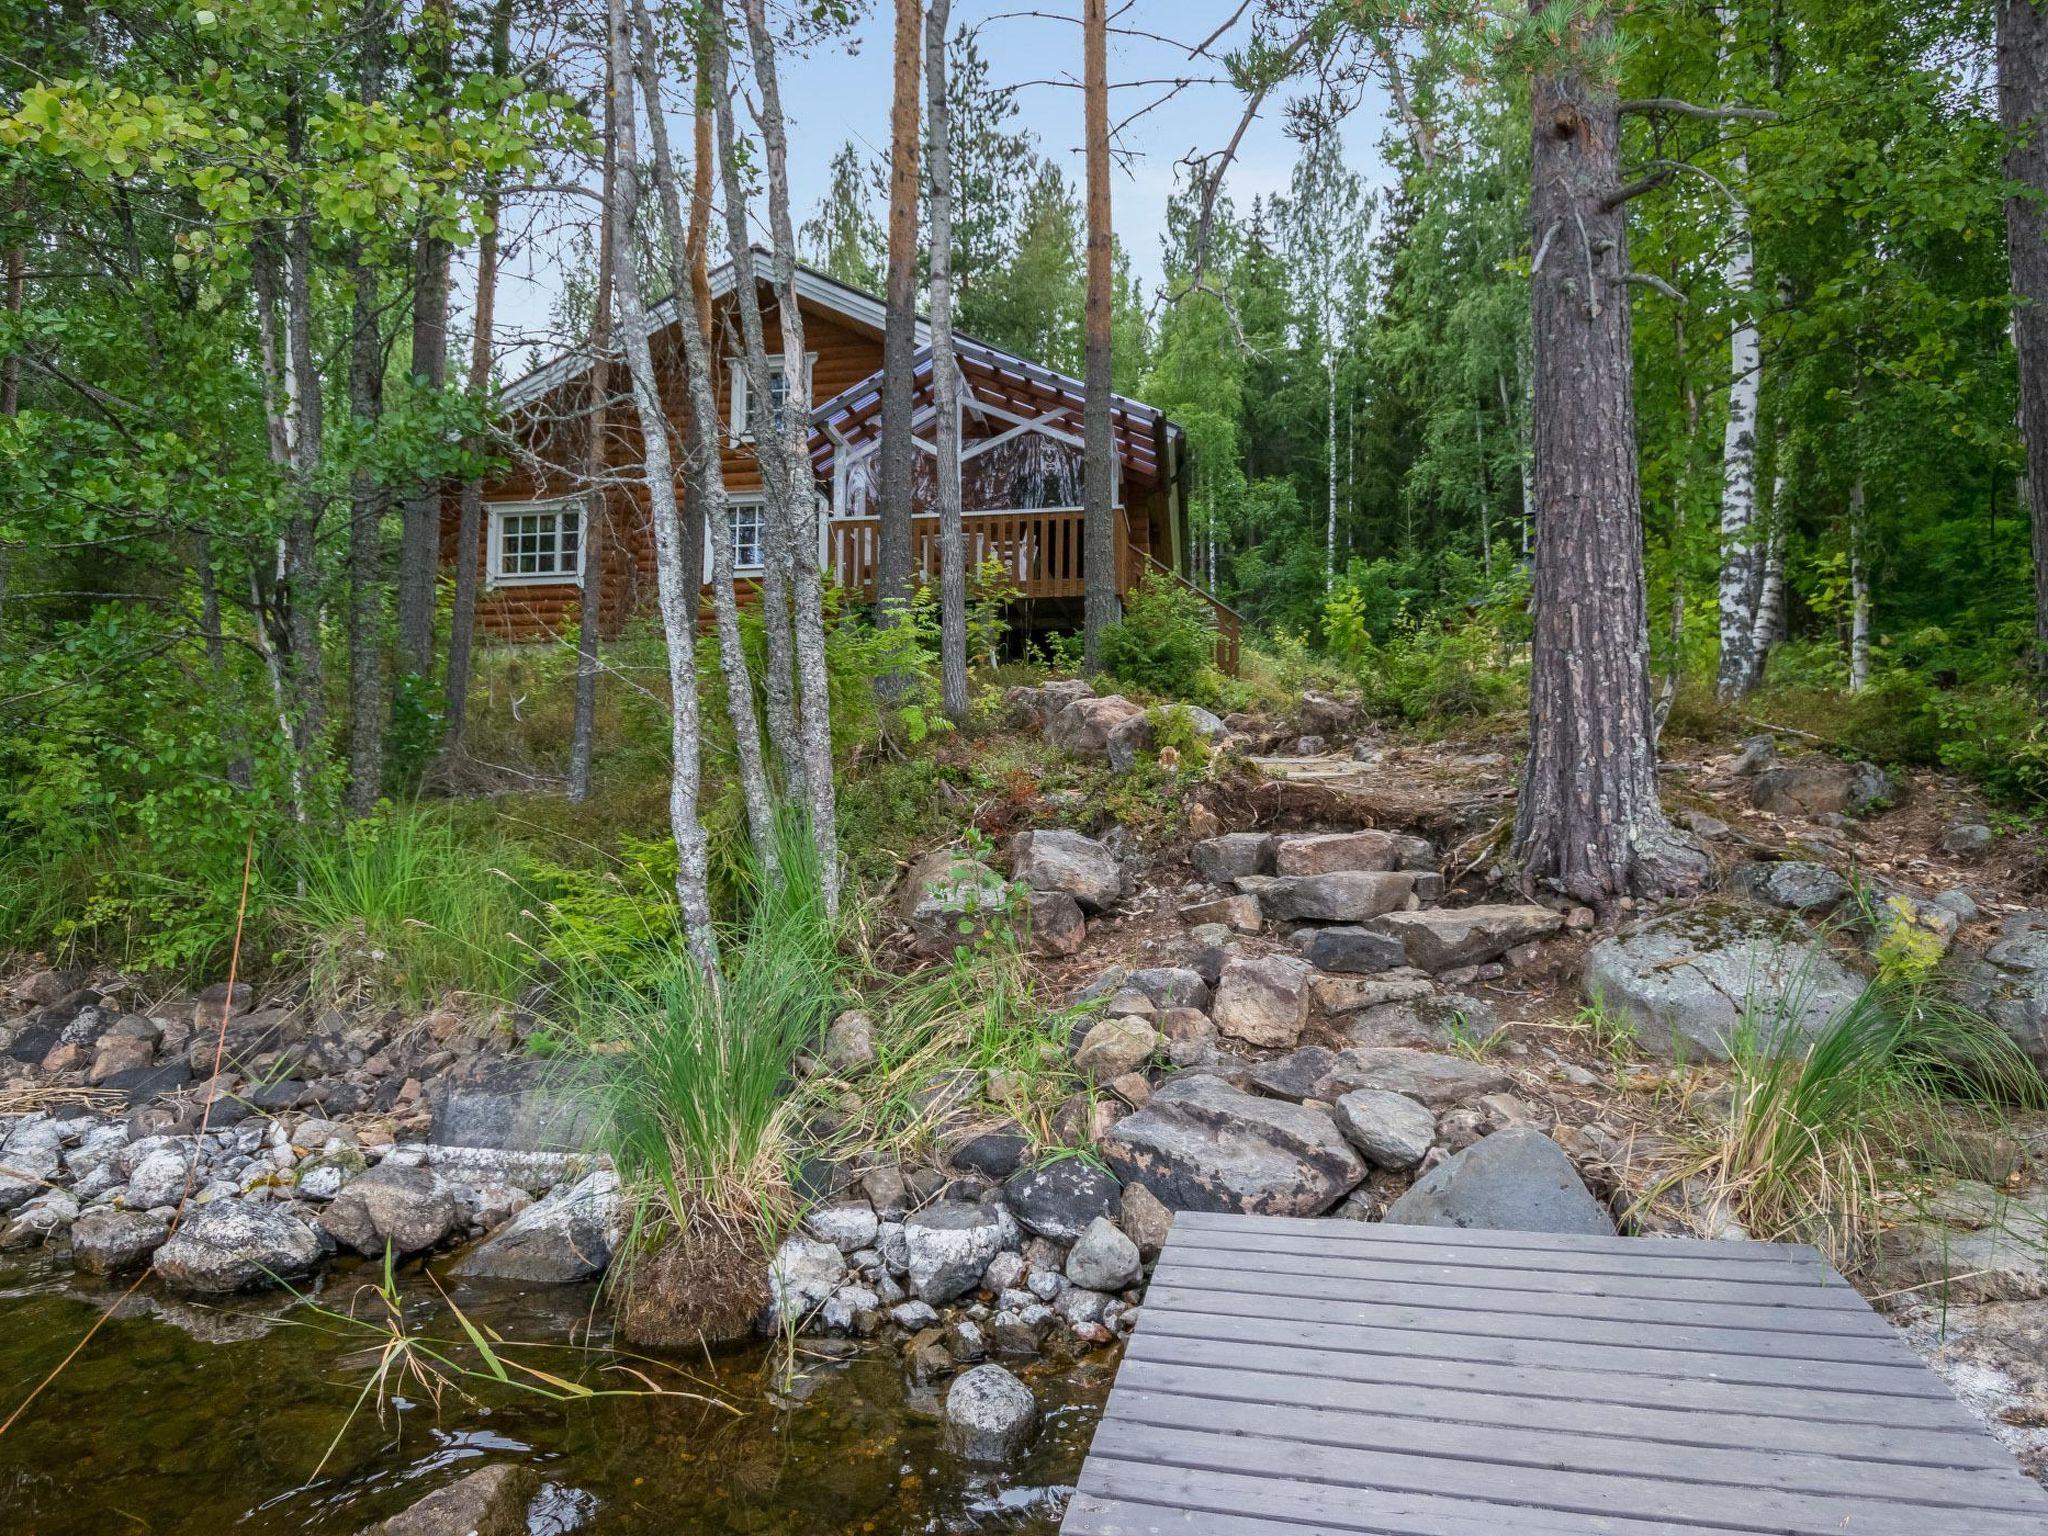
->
[1097, 571, 1216, 701]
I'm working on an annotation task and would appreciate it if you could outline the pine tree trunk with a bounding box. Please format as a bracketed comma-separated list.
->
[631, 0, 778, 874]
[875, 0, 923, 639]
[1999, 0, 2048, 688]
[567, 74, 618, 805]
[735, 0, 839, 913]
[607, 0, 717, 967]
[927, 0, 968, 723]
[1509, 37, 1706, 905]
[1080, 0, 1118, 671]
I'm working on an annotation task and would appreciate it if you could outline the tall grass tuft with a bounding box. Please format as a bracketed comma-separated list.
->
[570, 812, 845, 1235]
[1662, 978, 2044, 1270]
[283, 807, 535, 1008]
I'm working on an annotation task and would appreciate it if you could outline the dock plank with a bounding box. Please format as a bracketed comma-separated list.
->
[1060, 1217, 2048, 1535]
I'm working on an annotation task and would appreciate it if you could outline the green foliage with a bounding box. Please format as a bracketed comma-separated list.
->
[1098, 573, 1216, 701]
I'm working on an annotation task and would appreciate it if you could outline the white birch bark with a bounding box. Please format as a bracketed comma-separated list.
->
[608, 0, 718, 967]
[1749, 469, 1785, 671]
[629, 0, 778, 878]
[1848, 475, 1870, 693]
[1714, 24, 1763, 699]
[1324, 344, 1337, 590]
[927, 0, 969, 724]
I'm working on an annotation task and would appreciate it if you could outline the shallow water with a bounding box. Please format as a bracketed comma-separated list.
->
[0, 1253, 1114, 1535]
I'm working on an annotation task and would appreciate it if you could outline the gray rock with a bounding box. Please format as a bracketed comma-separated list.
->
[1211, 954, 1314, 1048]
[3, 1189, 76, 1247]
[1010, 828, 1125, 913]
[1331, 1090, 1436, 1170]
[451, 1168, 619, 1283]
[1369, 904, 1563, 971]
[152, 1201, 323, 1292]
[1870, 1183, 2048, 1303]
[897, 849, 1017, 956]
[824, 1010, 877, 1073]
[1190, 833, 1276, 884]
[1107, 705, 1227, 772]
[1309, 972, 1437, 1018]
[1383, 1127, 1613, 1235]
[1005, 1160, 1121, 1242]
[1102, 1075, 1367, 1216]
[370, 1462, 539, 1536]
[1073, 1017, 1158, 1080]
[1955, 910, 2048, 1076]
[1126, 966, 1212, 1012]
[904, 1201, 1007, 1303]
[1312, 1047, 1512, 1108]
[1046, 694, 1145, 758]
[70, 1207, 171, 1274]
[319, 1163, 458, 1256]
[1730, 734, 1778, 776]
[0, 1133, 58, 1214]
[1066, 1215, 1142, 1291]
[1302, 925, 1410, 974]
[1751, 755, 1891, 817]
[803, 1200, 880, 1253]
[889, 1298, 940, 1330]
[429, 1056, 597, 1154]
[1247, 872, 1417, 924]
[1247, 1045, 1337, 1101]
[1583, 905, 1869, 1061]
[1938, 823, 1995, 860]
[1026, 890, 1088, 957]
[1274, 830, 1424, 876]
[1732, 860, 1851, 913]
[767, 1237, 847, 1324]
[945, 1363, 1038, 1462]
[124, 1144, 196, 1211]
[1931, 889, 1981, 924]
[1116, 1180, 1173, 1261]
[1177, 893, 1263, 933]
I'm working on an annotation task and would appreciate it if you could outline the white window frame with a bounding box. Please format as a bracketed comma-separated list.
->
[727, 352, 817, 441]
[487, 499, 584, 587]
[726, 495, 767, 573]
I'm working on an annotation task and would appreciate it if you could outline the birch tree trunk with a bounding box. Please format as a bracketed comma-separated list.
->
[567, 89, 617, 806]
[1750, 468, 1785, 670]
[875, 0, 922, 642]
[251, 238, 314, 815]
[1509, 26, 1707, 904]
[728, 0, 841, 911]
[607, 0, 718, 968]
[1325, 345, 1338, 589]
[1848, 475, 1871, 692]
[281, 98, 327, 769]
[1998, 0, 2048, 688]
[708, 20, 803, 792]
[396, 0, 454, 677]
[927, 0, 968, 723]
[1713, 30, 1763, 699]
[343, 8, 389, 816]
[631, 0, 778, 874]
[1080, 0, 1118, 671]
[441, 0, 512, 757]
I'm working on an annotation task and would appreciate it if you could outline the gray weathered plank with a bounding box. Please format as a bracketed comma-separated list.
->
[1061, 1217, 2048, 1535]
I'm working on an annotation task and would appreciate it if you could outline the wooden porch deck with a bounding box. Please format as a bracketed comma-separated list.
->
[1060, 1210, 2048, 1535]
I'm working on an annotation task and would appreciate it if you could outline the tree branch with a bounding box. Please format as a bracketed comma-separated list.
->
[1600, 166, 1677, 209]
[1617, 98, 1777, 122]
[1626, 271, 1687, 304]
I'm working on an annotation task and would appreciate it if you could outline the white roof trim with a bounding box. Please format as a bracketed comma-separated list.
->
[500, 249, 929, 412]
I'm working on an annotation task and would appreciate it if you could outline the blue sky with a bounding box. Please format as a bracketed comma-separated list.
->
[489, 2, 1392, 359]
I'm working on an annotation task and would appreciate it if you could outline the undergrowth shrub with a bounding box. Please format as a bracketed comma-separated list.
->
[1098, 572, 1216, 701]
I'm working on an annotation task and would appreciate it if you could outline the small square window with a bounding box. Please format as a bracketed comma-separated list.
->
[728, 500, 764, 570]
[490, 502, 583, 585]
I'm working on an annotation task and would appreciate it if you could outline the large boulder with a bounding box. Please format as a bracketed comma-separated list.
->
[1383, 1128, 1614, 1235]
[1274, 830, 1429, 876]
[1732, 860, 1851, 914]
[1010, 829, 1125, 913]
[451, 1168, 620, 1283]
[1302, 925, 1410, 974]
[1107, 705, 1227, 772]
[318, 1163, 459, 1257]
[1190, 833, 1276, 884]
[1242, 872, 1417, 924]
[1870, 1182, 2048, 1303]
[1311, 1047, 1511, 1109]
[1954, 910, 2048, 1077]
[1003, 680, 1093, 732]
[1583, 905, 1869, 1061]
[945, 1364, 1038, 1462]
[897, 849, 1017, 957]
[1101, 1075, 1367, 1216]
[1046, 694, 1145, 758]
[903, 1201, 1007, 1303]
[1369, 905, 1563, 972]
[70, 1208, 171, 1274]
[1750, 755, 1891, 817]
[152, 1201, 324, 1293]
[1211, 954, 1313, 1048]
[368, 1463, 539, 1536]
[1005, 1159, 1122, 1242]
[429, 1056, 599, 1154]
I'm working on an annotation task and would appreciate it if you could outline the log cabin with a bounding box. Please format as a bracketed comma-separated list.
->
[444, 250, 1238, 668]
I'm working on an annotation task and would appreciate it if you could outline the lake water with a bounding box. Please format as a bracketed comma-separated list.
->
[0, 1252, 1114, 1534]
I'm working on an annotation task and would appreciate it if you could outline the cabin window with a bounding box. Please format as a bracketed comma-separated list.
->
[728, 354, 816, 439]
[728, 498, 765, 571]
[489, 501, 581, 585]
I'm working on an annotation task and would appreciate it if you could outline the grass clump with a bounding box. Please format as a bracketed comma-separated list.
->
[1658, 978, 2044, 1271]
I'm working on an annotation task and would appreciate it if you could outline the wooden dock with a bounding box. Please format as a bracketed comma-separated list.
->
[1060, 1209, 2048, 1535]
